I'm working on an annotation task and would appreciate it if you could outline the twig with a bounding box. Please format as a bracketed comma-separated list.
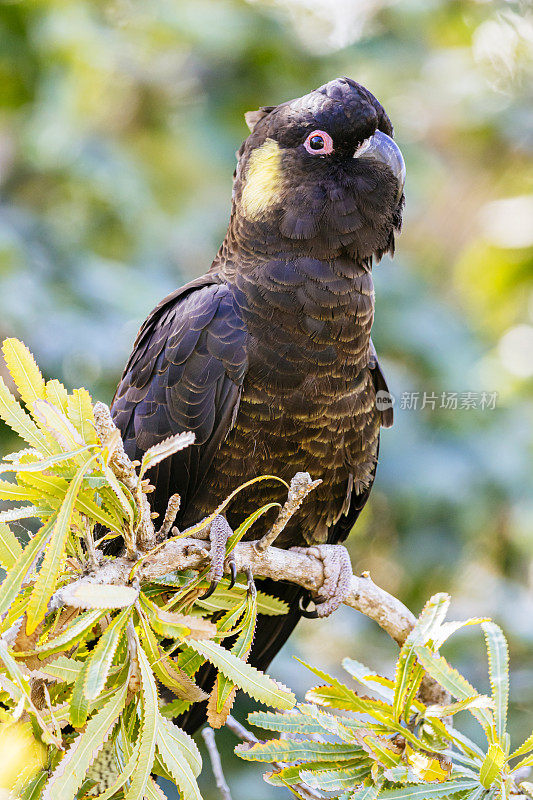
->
[202, 727, 233, 800]
[254, 472, 321, 552]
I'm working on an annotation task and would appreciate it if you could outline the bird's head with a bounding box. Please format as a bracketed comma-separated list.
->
[231, 77, 405, 264]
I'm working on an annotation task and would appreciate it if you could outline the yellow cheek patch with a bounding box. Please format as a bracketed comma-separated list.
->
[241, 138, 283, 220]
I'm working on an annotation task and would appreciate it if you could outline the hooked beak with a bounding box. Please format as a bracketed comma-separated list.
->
[355, 130, 405, 201]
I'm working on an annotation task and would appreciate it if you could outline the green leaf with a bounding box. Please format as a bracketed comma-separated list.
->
[123, 633, 159, 800]
[227, 502, 281, 551]
[32, 399, 84, 451]
[0, 376, 52, 453]
[90, 739, 141, 800]
[70, 658, 90, 728]
[67, 388, 97, 444]
[0, 446, 94, 476]
[45, 379, 69, 414]
[415, 646, 494, 738]
[300, 762, 370, 791]
[137, 612, 207, 703]
[186, 637, 295, 709]
[482, 622, 509, 743]
[40, 655, 83, 684]
[350, 785, 382, 799]
[479, 742, 506, 789]
[0, 517, 54, 619]
[510, 729, 533, 760]
[84, 608, 130, 700]
[28, 608, 105, 656]
[2, 338, 46, 409]
[394, 593, 450, 721]
[342, 658, 395, 703]
[156, 718, 202, 800]
[235, 738, 363, 763]
[378, 780, 482, 799]
[248, 710, 326, 736]
[26, 452, 99, 633]
[42, 677, 128, 800]
[0, 522, 23, 569]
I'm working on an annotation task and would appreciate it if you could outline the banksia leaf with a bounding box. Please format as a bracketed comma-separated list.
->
[70, 658, 90, 728]
[33, 399, 84, 452]
[42, 677, 128, 800]
[26, 453, 97, 633]
[0, 518, 54, 619]
[27, 608, 105, 656]
[158, 716, 202, 777]
[84, 608, 130, 700]
[0, 377, 52, 454]
[187, 637, 295, 709]
[300, 762, 370, 791]
[45, 379, 69, 414]
[123, 636, 159, 800]
[67, 388, 97, 444]
[2, 339, 46, 410]
[0, 522, 23, 570]
[57, 583, 139, 610]
[378, 780, 481, 798]
[235, 738, 363, 763]
[479, 742, 506, 789]
[140, 432, 195, 478]
[482, 621, 509, 744]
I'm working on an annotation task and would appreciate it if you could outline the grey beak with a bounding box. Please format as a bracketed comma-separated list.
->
[355, 130, 405, 200]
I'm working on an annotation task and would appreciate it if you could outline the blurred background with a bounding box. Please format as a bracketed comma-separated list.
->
[0, 0, 532, 796]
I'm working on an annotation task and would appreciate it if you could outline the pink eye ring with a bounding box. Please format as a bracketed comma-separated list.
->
[303, 130, 334, 155]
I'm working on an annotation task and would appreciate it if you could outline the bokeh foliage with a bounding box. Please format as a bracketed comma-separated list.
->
[0, 0, 532, 797]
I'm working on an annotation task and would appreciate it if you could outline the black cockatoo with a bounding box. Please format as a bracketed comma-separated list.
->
[111, 77, 405, 733]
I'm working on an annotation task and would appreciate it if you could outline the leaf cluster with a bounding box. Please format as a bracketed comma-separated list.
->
[0, 339, 294, 800]
[239, 594, 533, 800]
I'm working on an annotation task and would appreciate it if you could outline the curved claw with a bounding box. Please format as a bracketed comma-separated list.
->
[228, 559, 237, 589]
[299, 596, 319, 619]
[202, 580, 218, 600]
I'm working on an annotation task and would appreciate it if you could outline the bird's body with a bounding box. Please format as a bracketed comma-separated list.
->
[111, 77, 404, 732]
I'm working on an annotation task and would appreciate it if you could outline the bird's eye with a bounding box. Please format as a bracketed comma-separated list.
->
[304, 130, 334, 155]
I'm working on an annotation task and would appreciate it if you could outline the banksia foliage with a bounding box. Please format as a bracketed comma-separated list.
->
[0, 339, 294, 800]
[238, 595, 533, 799]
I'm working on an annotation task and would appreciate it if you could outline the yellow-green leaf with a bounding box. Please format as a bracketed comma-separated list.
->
[0, 517, 54, 619]
[2, 339, 45, 409]
[482, 621, 509, 744]
[67, 388, 97, 444]
[84, 608, 130, 700]
[0, 522, 23, 570]
[0, 376, 52, 454]
[479, 742, 506, 788]
[26, 453, 98, 633]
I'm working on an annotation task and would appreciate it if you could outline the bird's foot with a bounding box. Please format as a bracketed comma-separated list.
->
[290, 544, 352, 618]
[202, 515, 237, 599]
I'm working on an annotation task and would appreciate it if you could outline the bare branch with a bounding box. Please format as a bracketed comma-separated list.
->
[201, 727, 233, 800]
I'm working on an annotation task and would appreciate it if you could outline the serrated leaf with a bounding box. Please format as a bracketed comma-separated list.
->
[405, 745, 451, 782]
[0, 504, 50, 522]
[415, 646, 494, 738]
[248, 710, 326, 737]
[0, 445, 94, 476]
[0, 522, 23, 569]
[45, 380, 69, 414]
[425, 695, 493, 719]
[482, 621, 509, 743]
[70, 658, 90, 728]
[67, 388, 97, 444]
[57, 583, 139, 610]
[26, 453, 98, 633]
[27, 608, 105, 656]
[227, 501, 281, 551]
[2, 339, 46, 410]
[0, 517, 54, 619]
[157, 718, 202, 800]
[40, 655, 83, 684]
[90, 739, 141, 800]
[137, 612, 207, 703]
[393, 593, 450, 721]
[433, 618, 487, 649]
[300, 762, 370, 791]
[42, 677, 128, 800]
[187, 637, 295, 709]
[140, 593, 215, 640]
[378, 779, 482, 799]
[140, 432, 195, 478]
[510, 729, 533, 760]
[0, 376, 53, 454]
[123, 635, 159, 800]
[196, 585, 288, 616]
[479, 742, 506, 788]
[33, 399, 85, 452]
[342, 658, 395, 703]
[84, 608, 130, 700]
[235, 738, 363, 763]
[350, 785, 382, 799]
